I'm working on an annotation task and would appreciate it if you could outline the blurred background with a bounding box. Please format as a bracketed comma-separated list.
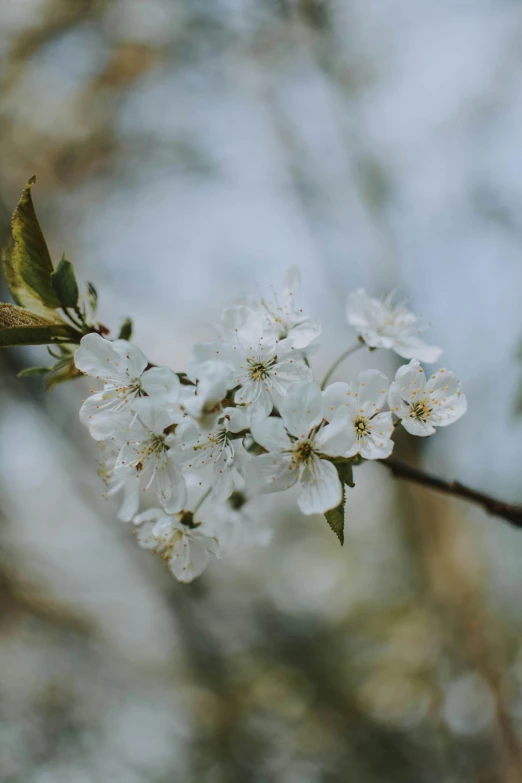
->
[1, 1, 522, 781]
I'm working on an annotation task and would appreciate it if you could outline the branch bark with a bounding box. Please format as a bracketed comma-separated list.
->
[382, 456, 522, 530]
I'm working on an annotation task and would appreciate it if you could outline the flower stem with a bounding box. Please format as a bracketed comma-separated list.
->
[382, 456, 522, 529]
[193, 486, 212, 515]
[320, 342, 365, 389]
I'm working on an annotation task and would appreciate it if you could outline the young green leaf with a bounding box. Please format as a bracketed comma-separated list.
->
[17, 366, 52, 377]
[118, 317, 133, 341]
[336, 462, 355, 488]
[86, 281, 98, 312]
[0, 303, 76, 347]
[2, 177, 61, 317]
[46, 359, 82, 390]
[51, 254, 80, 310]
[324, 488, 345, 545]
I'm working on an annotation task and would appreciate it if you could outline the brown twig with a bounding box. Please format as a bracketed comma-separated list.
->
[382, 456, 522, 530]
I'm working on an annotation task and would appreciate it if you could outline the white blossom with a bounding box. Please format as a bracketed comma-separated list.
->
[134, 508, 220, 583]
[75, 333, 180, 440]
[388, 359, 467, 436]
[251, 266, 321, 350]
[346, 289, 442, 362]
[251, 382, 356, 515]
[322, 370, 394, 459]
[174, 407, 249, 501]
[183, 358, 232, 425]
[112, 399, 187, 512]
[189, 306, 312, 423]
[98, 446, 141, 522]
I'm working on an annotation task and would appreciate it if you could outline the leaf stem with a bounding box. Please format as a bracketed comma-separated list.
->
[320, 341, 365, 389]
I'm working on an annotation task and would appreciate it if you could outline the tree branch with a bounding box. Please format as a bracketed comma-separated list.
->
[382, 456, 522, 530]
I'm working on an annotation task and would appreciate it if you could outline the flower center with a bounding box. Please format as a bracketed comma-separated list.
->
[135, 433, 168, 465]
[354, 415, 371, 439]
[128, 377, 143, 394]
[159, 529, 184, 561]
[410, 399, 432, 421]
[292, 438, 315, 463]
[194, 429, 229, 451]
[247, 356, 276, 381]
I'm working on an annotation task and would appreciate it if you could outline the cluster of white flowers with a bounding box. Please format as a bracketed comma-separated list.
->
[75, 270, 466, 583]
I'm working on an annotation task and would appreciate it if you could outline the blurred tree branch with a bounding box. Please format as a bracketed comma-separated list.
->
[383, 457, 522, 530]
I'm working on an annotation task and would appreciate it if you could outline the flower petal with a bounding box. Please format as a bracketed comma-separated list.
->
[251, 417, 292, 452]
[117, 476, 141, 522]
[112, 339, 149, 378]
[169, 536, 210, 583]
[314, 408, 357, 458]
[349, 369, 389, 413]
[255, 452, 299, 493]
[141, 367, 180, 402]
[279, 381, 323, 438]
[393, 336, 442, 363]
[321, 382, 351, 420]
[75, 333, 132, 380]
[400, 417, 436, 437]
[297, 456, 342, 515]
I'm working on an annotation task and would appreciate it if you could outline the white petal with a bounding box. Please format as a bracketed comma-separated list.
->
[285, 319, 322, 350]
[279, 381, 323, 438]
[132, 397, 178, 433]
[243, 387, 274, 424]
[401, 417, 436, 437]
[80, 395, 123, 440]
[297, 456, 342, 515]
[358, 413, 395, 459]
[321, 382, 351, 420]
[349, 369, 389, 413]
[392, 360, 427, 404]
[134, 508, 163, 525]
[75, 333, 131, 380]
[160, 456, 188, 513]
[393, 336, 442, 363]
[220, 406, 248, 433]
[220, 306, 265, 350]
[251, 417, 292, 452]
[314, 408, 357, 458]
[269, 360, 313, 396]
[346, 289, 373, 328]
[282, 265, 301, 307]
[359, 436, 394, 459]
[255, 452, 299, 493]
[112, 340, 149, 378]
[189, 342, 239, 372]
[117, 476, 141, 522]
[141, 367, 180, 402]
[433, 393, 467, 427]
[211, 466, 236, 502]
[169, 536, 210, 583]
[426, 368, 460, 398]
[387, 382, 410, 418]
[136, 521, 160, 549]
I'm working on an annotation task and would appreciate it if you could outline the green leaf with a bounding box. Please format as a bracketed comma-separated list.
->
[51, 254, 79, 310]
[118, 317, 133, 341]
[336, 462, 355, 488]
[17, 366, 52, 377]
[46, 359, 82, 390]
[324, 488, 345, 545]
[2, 177, 61, 317]
[86, 281, 98, 312]
[0, 303, 76, 347]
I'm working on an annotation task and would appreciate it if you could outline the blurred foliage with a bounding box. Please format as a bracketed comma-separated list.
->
[1, 1, 522, 782]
